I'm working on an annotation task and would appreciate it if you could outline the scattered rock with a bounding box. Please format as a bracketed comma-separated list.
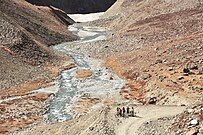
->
[105, 45, 109, 48]
[89, 127, 94, 131]
[190, 65, 198, 70]
[183, 68, 190, 73]
[178, 76, 184, 80]
[159, 75, 166, 82]
[154, 48, 158, 51]
[163, 59, 168, 63]
[148, 97, 157, 104]
[183, 73, 189, 76]
[168, 67, 173, 71]
[190, 119, 199, 125]
[155, 59, 162, 64]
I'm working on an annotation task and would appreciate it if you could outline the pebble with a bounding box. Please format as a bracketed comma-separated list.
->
[190, 119, 199, 125]
[187, 109, 194, 113]
[183, 73, 189, 76]
[178, 76, 184, 80]
[183, 68, 190, 73]
[168, 67, 173, 71]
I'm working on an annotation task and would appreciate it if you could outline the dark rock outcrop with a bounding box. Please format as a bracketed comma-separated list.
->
[26, 0, 116, 14]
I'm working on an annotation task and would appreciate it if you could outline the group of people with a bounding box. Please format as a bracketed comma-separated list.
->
[116, 107, 135, 117]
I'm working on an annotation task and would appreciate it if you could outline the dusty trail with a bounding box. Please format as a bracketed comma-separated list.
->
[12, 104, 185, 135]
[115, 105, 185, 135]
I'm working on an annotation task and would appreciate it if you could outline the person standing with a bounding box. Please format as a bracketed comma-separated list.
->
[117, 107, 120, 117]
[119, 108, 122, 117]
[131, 107, 134, 116]
[116, 107, 120, 116]
[122, 107, 126, 117]
[127, 107, 130, 115]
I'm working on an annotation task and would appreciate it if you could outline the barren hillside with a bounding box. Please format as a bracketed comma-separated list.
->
[0, 0, 78, 90]
[0, 0, 79, 133]
[104, 0, 203, 105]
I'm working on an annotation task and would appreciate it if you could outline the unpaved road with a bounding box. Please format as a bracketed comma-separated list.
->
[12, 105, 185, 135]
[115, 105, 185, 135]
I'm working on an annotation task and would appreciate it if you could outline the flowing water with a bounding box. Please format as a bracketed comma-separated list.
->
[43, 24, 125, 122]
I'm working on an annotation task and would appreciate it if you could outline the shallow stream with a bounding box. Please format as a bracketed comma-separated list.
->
[43, 24, 125, 122]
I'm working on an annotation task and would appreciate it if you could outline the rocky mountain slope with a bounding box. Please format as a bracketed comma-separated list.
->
[103, 0, 203, 105]
[26, 0, 116, 13]
[0, 0, 79, 133]
[0, 0, 77, 90]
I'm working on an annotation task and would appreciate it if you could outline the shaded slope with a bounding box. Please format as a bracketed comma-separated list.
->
[0, 0, 78, 46]
[0, 0, 78, 90]
[26, 0, 116, 14]
[0, 12, 57, 90]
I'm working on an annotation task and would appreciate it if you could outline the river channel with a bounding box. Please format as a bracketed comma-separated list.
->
[43, 24, 125, 122]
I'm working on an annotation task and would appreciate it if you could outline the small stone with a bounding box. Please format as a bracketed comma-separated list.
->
[148, 97, 157, 104]
[163, 59, 168, 63]
[104, 45, 109, 48]
[178, 76, 184, 80]
[89, 127, 94, 131]
[183, 68, 190, 73]
[183, 73, 189, 76]
[168, 67, 173, 71]
[190, 65, 198, 70]
[155, 59, 162, 64]
[190, 119, 199, 125]
[154, 48, 158, 51]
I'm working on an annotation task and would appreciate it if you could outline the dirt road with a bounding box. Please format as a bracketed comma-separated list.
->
[116, 105, 185, 135]
[12, 104, 185, 135]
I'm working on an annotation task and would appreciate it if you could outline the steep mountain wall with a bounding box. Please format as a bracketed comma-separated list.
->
[26, 0, 116, 13]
